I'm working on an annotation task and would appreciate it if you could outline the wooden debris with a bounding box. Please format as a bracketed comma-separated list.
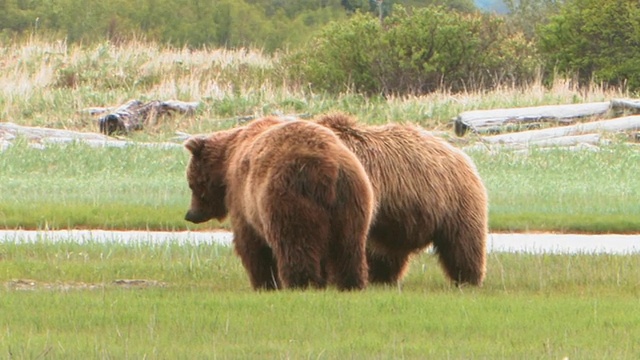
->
[482, 116, 640, 145]
[454, 101, 611, 136]
[0, 122, 182, 150]
[1, 122, 108, 141]
[87, 99, 199, 135]
[610, 98, 640, 113]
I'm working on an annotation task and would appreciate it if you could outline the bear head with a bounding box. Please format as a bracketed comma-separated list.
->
[184, 133, 233, 224]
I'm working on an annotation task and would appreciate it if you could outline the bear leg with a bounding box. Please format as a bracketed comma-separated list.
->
[327, 220, 369, 291]
[264, 201, 331, 290]
[273, 241, 327, 290]
[367, 250, 411, 285]
[233, 222, 281, 290]
[432, 225, 486, 286]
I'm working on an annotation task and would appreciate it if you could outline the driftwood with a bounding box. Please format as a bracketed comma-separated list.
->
[1, 122, 108, 142]
[482, 116, 640, 145]
[0, 122, 181, 150]
[85, 99, 199, 135]
[610, 98, 640, 112]
[454, 101, 612, 136]
[464, 134, 605, 153]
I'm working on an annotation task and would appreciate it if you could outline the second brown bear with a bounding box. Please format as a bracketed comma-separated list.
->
[184, 117, 374, 291]
[316, 113, 488, 286]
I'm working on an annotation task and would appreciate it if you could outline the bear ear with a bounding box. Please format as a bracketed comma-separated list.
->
[184, 136, 206, 156]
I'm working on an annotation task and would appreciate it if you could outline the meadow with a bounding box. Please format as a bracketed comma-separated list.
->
[1, 239, 639, 359]
[2, 39, 640, 358]
[2, 39, 639, 232]
[1, 138, 639, 233]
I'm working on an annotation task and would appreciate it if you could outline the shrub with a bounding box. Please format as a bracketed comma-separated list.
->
[538, 0, 640, 91]
[287, 5, 540, 95]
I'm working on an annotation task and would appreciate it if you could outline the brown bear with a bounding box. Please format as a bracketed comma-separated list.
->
[315, 113, 488, 286]
[183, 117, 375, 291]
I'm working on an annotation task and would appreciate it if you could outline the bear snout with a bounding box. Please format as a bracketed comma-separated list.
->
[185, 209, 209, 224]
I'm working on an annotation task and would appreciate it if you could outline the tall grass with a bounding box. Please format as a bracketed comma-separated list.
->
[0, 38, 631, 139]
[1, 240, 639, 358]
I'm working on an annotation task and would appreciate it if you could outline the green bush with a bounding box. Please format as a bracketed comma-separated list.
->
[288, 5, 540, 95]
[286, 12, 385, 94]
[538, 0, 640, 90]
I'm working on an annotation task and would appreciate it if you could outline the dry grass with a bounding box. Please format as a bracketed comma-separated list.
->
[0, 37, 631, 138]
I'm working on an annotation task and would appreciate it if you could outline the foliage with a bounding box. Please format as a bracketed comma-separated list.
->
[538, 0, 640, 90]
[0, 0, 474, 51]
[502, 0, 564, 38]
[0, 0, 347, 52]
[341, 0, 477, 16]
[288, 5, 540, 95]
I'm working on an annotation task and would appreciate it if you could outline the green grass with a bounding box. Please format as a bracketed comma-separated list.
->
[2, 38, 639, 359]
[3, 39, 639, 234]
[1, 240, 639, 358]
[2, 139, 640, 233]
[471, 144, 640, 233]
[0, 140, 225, 231]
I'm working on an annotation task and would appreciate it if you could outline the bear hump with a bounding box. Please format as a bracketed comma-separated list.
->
[314, 113, 358, 130]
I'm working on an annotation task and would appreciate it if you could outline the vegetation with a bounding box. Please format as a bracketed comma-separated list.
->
[1, 240, 639, 358]
[0, 39, 628, 137]
[2, 136, 639, 233]
[288, 6, 539, 95]
[538, 0, 640, 90]
[2, 0, 640, 92]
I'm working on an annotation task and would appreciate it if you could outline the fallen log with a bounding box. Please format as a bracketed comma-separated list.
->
[0, 122, 182, 150]
[1, 122, 109, 141]
[610, 98, 640, 113]
[85, 99, 199, 136]
[454, 102, 611, 136]
[464, 133, 604, 152]
[482, 116, 640, 144]
[529, 133, 603, 147]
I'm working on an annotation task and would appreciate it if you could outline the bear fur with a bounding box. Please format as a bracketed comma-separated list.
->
[184, 117, 375, 291]
[315, 113, 488, 286]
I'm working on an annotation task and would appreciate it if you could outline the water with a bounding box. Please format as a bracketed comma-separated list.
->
[1, 230, 639, 254]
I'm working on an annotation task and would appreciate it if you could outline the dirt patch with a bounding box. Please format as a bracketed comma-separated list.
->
[5, 278, 166, 291]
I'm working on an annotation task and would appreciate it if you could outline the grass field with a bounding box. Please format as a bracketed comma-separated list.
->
[3, 39, 639, 233]
[2, 139, 639, 233]
[1, 239, 639, 359]
[2, 39, 640, 359]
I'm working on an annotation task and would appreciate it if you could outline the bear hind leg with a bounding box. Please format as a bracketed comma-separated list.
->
[327, 218, 369, 291]
[273, 241, 328, 289]
[432, 224, 486, 286]
[266, 209, 331, 290]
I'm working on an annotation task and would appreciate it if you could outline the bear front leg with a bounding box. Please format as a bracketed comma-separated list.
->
[233, 222, 281, 290]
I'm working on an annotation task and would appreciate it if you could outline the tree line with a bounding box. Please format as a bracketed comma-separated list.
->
[2, 0, 639, 93]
